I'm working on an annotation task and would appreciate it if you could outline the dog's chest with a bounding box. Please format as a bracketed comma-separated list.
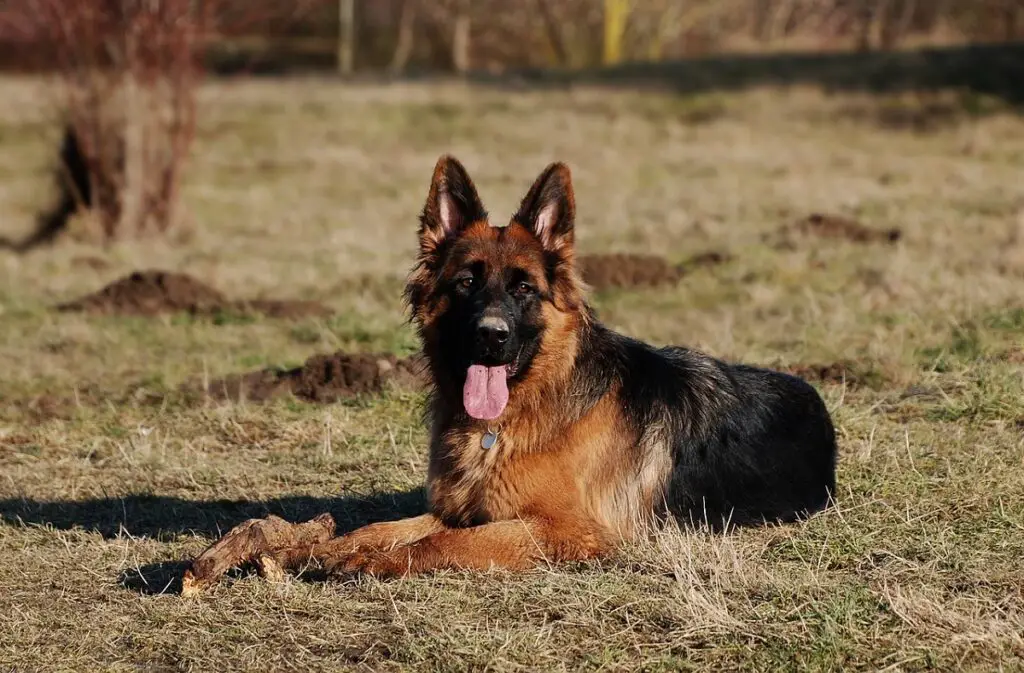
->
[429, 428, 536, 525]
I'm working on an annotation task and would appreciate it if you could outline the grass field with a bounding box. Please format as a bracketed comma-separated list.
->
[0, 76, 1023, 671]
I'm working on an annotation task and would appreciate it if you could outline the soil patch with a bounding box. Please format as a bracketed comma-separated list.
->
[7, 393, 78, 422]
[780, 360, 883, 390]
[773, 213, 902, 247]
[56, 270, 332, 319]
[194, 352, 426, 404]
[684, 250, 731, 271]
[231, 299, 333, 320]
[992, 347, 1024, 364]
[70, 256, 111, 271]
[2, 384, 106, 422]
[833, 100, 971, 134]
[578, 251, 729, 291]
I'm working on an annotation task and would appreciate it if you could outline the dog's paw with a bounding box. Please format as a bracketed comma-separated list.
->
[325, 550, 410, 579]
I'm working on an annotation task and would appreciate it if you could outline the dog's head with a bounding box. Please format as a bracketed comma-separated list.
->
[405, 156, 586, 421]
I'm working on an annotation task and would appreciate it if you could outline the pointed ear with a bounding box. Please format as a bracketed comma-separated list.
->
[418, 155, 487, 257]
[512, 162, 575, 252]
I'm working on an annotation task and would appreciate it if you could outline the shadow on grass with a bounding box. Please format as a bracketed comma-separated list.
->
[484, 42, 1024, 106]
[196, 41, 1024, 108]
[0, 488, 426, 595]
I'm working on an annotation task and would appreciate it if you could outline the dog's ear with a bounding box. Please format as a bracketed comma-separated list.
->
[419, 155, 487, 258]
[512, 162, 575, 253]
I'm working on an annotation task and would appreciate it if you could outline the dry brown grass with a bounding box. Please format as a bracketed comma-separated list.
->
[0, 77, 1022, 671]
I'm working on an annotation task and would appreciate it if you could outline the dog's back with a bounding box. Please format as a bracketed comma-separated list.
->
[575, 323, 837, 530]
[664, 359, 837, 528]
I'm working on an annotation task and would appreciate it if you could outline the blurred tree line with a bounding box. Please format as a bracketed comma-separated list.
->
[2, 0, 1024, 74]
[225, 0, 1024, 74]
[0, 0, 1019, 250]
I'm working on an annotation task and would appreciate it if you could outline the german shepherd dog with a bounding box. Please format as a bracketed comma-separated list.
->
[270, 156, 837, 579]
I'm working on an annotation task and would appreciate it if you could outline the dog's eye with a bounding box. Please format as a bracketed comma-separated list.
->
[457, 276, 474, 291]
[514, 282, 534, 297]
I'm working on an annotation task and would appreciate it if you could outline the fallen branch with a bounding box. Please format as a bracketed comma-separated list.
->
[181, 513, 336, 597]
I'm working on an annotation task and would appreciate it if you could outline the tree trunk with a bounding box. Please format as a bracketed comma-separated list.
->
[535, 0, 570, 67]
[452, 10, 471, 73]
[1005, 2, 1021, 41]
[603, 0, 629, 66]
[389, 0, 416, 73]
[753, 0, 775, 41]
[856, 0, 877, 52]
[120, 73, 145, 238]
[879, 0, 907, 50]
[337, 0, 355, 75]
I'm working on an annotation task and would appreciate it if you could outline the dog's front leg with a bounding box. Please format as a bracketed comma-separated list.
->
[323, 518, 608, 578]
[265, 513, 446, 570]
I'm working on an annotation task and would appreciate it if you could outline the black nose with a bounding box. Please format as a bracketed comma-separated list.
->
[477, 319, 510, 349]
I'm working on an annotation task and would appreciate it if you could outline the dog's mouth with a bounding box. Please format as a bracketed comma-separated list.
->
[463, 351, 520, 421]
[506, 353, 521, 378]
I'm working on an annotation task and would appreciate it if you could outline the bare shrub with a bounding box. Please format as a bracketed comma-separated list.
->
[0, 1, 213, 241]
[0, 1, 320, 244]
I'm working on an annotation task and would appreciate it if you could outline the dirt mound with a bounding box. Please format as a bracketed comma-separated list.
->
[57, 270, 332, 319]
[196, 352, 426, 404]
[231, 299, 333, 320]
[578, 251, 729, 291]
[774, 214, 902, 247]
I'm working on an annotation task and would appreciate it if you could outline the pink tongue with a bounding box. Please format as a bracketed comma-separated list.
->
[463, 365, 509, 420]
